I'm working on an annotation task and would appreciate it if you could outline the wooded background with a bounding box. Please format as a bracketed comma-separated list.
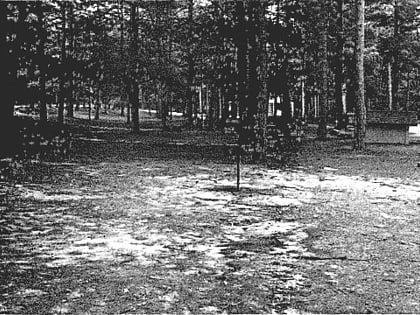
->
[0, 0, 419, 148]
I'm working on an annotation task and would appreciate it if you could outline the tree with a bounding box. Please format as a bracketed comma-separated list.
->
[354, 0, 366, 150]
[35, 3, 48, 122]
[391, 0, 401, 110]
[232, 1, 269, 159]
[57, 2, 67, 124]
[334, 0, 346, 128]
[2, 0, 417, 151]
[66, 1, 75, 118]
[0, 2, 14, 157]
[365, 0, 419, 111]
[129, 1, 140, 133]
[186, 0, 195, 127]
[317, 1, 329, 139]
[0, 2, 13, 126]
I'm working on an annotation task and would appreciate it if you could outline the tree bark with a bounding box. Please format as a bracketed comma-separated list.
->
[254, 1, 269, 159]
[236, 1, 247, 122]
[126, 101, 131, 124]
[354, 0, 366, 150]
[156, 4, 168, 131]
[392, 0, 400, 109]
[0, 2, 14, 146]
[335, 0, 345, 128]
[405, 76, 410, 111]
[94, 84, 101, 120]
[186, 0, 194, 127]
[388, 62, 393, 110]
[234, 1, 269, 181]
[317, 3, 328, 140]
[129, 2, 139, 133]
[58, 3, 66, 124]
[36, 3, 48, 122]
[119, 1, 126, 117]
[67, 2, 74, 118]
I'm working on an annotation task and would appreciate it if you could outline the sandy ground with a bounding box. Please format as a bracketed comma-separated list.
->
[1, 114, 419, 314]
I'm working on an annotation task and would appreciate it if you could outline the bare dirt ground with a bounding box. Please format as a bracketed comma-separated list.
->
[1, 112, 419, 314]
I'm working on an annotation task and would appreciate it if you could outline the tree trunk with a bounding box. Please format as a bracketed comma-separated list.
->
[275, 0, 291, 139]
[158, 84, 167, 130]
[94, 85, 101, 120]
[119, 1, 126, 118]
[129, 2, 139, 133]
[354, 0, 366, 150]
[217, 88, 223, 124]
[342, 82, 347, 114]
[245, 1, 268, 160]
[75, 89, 80, 111]
[235, 0, 248, 170]
[156, 8, 168, 131]
[126, 102, 131, 124]
[58, 3, 66, 124]
[254, 1, 269, 159]
[208, 87, 215, 130]
[186, 0, 194, 127]
[392, 0, 400, 109]
[388, 62, 393, 110]
[0, 6, 17, 158]
[236, 1, 247, 122]
[13, 3, 27, 113]
[301, 79, 305, 119]
[335, 0, 345, 128]
[0, 2, 14, 140]
[88, 82, 92, 121]
[317, 3, 328, 140]
[67, 2, 74, 118]
[36, 3, 47, 123]
[130, 83, 139, 130]
[405, 77, 410, 111]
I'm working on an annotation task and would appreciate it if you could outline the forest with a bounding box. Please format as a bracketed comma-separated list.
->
[1, 0, 419, 155]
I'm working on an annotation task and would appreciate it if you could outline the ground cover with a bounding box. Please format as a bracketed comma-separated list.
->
[1, 112, 419, 314]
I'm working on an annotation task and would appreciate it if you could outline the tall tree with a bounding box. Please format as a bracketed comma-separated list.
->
[66, 1, 75, 118]
[58, 2, 66, 124]
[36, 2, 48, 122]
[334, 0, 346, 128]
[235, 1, 247, 125]
[129, 1, 140, 133]
[253, 0, 269, 158]
[317, 1, 329, 139]
[186, 0, 195, 127]
[118, 0, 127, 117]
[391, 0, 400, 110]
[234, 1, 269, 159]
[354, 0, 366, 150]
[0, 1, 13, 157]
[0, 2, 13, 126]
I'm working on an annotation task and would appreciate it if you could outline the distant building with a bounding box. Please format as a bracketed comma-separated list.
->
[365, 111, 418, 145]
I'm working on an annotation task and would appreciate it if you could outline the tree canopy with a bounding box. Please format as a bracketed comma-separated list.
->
[1, 0, 419, 149]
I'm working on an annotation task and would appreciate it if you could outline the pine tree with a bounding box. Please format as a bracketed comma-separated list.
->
[129, 1, 140, 133]
[354, 0, 366, 150]
[317, 1, 329, 140]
